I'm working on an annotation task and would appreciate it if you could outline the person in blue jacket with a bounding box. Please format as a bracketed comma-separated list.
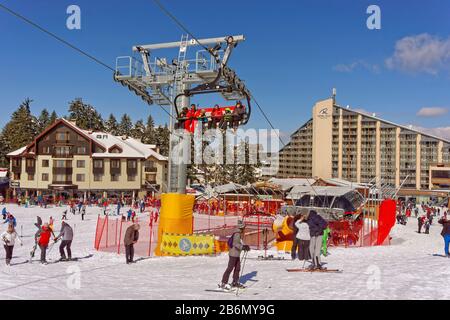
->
[1, 208, 7, 220]
[4, 213, 17, 227]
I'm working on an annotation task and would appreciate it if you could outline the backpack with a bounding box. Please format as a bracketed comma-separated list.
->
[227, 233, 237, 249]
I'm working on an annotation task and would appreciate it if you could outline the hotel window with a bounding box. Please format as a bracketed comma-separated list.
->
[12, 158, 21, 167]
[111, 159, 121, 169]
[42, 173, 49, 181]
[54, 174, 71, 182]
[42, 160, 49, 167]
[76, 174, 85, 182]
[28, 174, 35, 181]
[54, 146, 71, 157]
[94, 160, 103, 168]
[56, 131, 70, 142]
[127, 175, 136, 182]
[94, 174, 103, 182]
[77, 160, 85, 168]
[77, 146, 87, 154]
[54, 160, 72, 168]
[127, 160, 137, 169]
[111, 174, 120, 182]
[26, 159, 35, 167]
[42, 146, 50, 154]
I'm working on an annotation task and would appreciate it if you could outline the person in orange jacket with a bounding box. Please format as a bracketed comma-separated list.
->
[209, 105, 223, 129]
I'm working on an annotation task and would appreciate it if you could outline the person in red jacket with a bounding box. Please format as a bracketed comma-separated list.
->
[185, 104, 201, 133]
[36, 223, 55, 264]
[209, 105, 223, 129]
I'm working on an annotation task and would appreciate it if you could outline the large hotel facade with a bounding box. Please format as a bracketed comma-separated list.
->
[278, 96, 450, 192]
[7, 119, 168, 199]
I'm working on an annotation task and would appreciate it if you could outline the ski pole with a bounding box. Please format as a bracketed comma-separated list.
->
[236, 250, 248, 297]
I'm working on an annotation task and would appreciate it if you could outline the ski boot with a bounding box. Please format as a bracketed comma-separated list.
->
[231, 282, 246, 289]
[219, 283, 232, 291]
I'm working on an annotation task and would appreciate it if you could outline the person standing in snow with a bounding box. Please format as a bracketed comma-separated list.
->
[220, 222, 250, 289]
[124, 223, 140, 264]
[1, 224, 23, 265]
[294, 214, 311, 262]
[418, 215, 425, 234]
[3, 213, 17, 227]
[81, 204, 86, 221]
[438, 217, 450, 257]
[291, 215, 301, 260]
[55, 221, 74, 261]
[36, 223, 54, 264]
[305, 210, 328, 270]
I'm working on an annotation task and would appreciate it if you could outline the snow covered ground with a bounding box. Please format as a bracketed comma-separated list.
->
[0, 204, 448, 300]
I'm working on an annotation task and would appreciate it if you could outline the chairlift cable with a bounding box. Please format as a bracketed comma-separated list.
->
[0, 2, 179, 130]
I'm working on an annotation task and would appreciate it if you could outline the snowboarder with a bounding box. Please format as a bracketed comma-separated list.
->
[1, 224, 23, 265]
[36, 223, 54, 264]
[55, 221, 73, 261]
[438, 217, 450, 257]
[305, 210, 328, 270]
[294, 214, 311, 262]
[124, 223, 140, 264]
[220, 221, 250, 290]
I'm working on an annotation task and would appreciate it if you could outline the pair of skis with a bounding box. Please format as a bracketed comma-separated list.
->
[286, 268, 343, 273]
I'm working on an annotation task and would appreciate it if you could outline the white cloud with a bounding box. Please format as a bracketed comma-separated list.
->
[417, 107, 448, 117]
[333, 60, 380, 73]
[386, 33, 450, 75]
[410, 125, 450, 140]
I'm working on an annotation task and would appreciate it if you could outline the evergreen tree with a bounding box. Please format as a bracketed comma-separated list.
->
[155, 124, 170, 156]
[67, 98, 104, 131]
[37, 108, 51, 133]
[131, 119, 146, 140]
[104, 114, 119, 135]
[0, 99, 38, 166]
[117, 114, 133, 137]
[49, 110, 58, 125]
[142, 115, 156, 144]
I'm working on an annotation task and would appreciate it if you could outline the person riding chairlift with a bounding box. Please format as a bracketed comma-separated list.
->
[232, 101, 246, 130]
[220, 108, 233, 130]
[185, 104, 201, 133]
[198, 110, 209, 130]
[209, 104, 223, 129]
[176, 107, 189, 130]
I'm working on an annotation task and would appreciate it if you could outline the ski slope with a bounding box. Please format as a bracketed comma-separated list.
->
[0, 204, 448, 300]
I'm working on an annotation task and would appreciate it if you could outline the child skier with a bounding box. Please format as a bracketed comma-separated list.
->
[1, 224, 23, 265]
[220, 221, 250, 290]
[294, 214, 311, 263]
[35, 223, 55, 264]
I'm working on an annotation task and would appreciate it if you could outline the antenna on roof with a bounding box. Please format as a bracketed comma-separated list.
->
[332, 88, 337, 104]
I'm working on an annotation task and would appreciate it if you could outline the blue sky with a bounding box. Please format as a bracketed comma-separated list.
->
[0, 0, 449, 140]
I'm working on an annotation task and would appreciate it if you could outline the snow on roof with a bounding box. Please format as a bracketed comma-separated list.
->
[287, 185, 357, 199]
[7, 147, 26, 157]
[88, 133, 167, 160]
[268, 178, 317, 191]
[322, 178, 368, 189]
[214, 183, 246, 194]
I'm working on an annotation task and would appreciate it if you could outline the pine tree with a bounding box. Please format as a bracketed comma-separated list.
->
[104, 114, 119, 135]
[117, 114, 133, 137]
[0, 99, 38, 166]
[67, 98, 104, 131]
[37, 108, 51, 133]
[49, 110, 58, 125]
[142, 115, 156, 144]
[131, 119, 146, 141]
[155, 124, 170, 156]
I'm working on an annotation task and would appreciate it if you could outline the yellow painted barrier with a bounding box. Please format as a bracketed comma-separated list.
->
[155, 193, 195, 256]
[160, 233, 215, 256]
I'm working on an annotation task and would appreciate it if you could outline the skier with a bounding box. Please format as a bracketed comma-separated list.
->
[124, 223, 140, 264]
[77, 202, 82, 214]
[1, 207, 7, 220]
[55, 221, 73, 261]
[81, 204, 86, 221]
[418, 215, 425, 233]
[49, 216, 54, 231]
[438, 217, 450, 257]
[1, 224, 23, 265]
[291, 215, 301, 260]
[322, 226, 331, 256]
[127, 209, 133, 222]
[3, 213, 17, 227]
[424, 218, 431, 234]
[61, 210, 68, 221]
[220, 221, 250, 290]
[36, 223, 54, 264]
[294, 214, 311, 262]
[305, 210, 328, 270]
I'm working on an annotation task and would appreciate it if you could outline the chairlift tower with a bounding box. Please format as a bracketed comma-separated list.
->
[114, 35, 251, 194]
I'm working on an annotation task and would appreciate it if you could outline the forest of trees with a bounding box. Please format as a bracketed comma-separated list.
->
[0, 98, 170, 167]
[0, 98, 260, 186]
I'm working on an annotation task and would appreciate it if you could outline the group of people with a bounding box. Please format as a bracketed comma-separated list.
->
[177, 102, 247, 133]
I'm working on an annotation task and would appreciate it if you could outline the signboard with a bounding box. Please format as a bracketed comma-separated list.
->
[9, 181, 20, 188]
[160, 233, 215, 256]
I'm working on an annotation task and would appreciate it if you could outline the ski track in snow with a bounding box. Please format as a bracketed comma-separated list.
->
[0, 204, 448, 300]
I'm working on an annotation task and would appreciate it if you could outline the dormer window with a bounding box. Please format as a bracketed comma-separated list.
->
[109, 145, 123, 154]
